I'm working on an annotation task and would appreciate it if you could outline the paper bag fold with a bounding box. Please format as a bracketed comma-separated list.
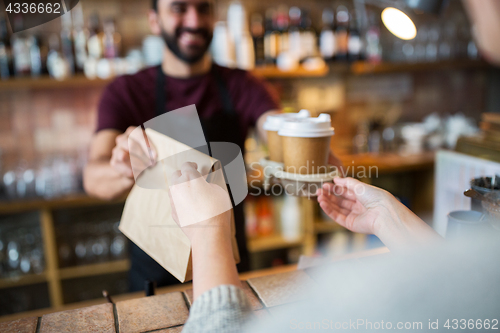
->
[119, 129, 240, 283]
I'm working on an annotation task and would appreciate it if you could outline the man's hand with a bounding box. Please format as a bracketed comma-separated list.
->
[110, 126, 157, 179]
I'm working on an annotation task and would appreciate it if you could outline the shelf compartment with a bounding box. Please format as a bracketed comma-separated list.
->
[350, 59, 489, 75]
[247, 234, 303, 253]
[0, 273, 47, 289]
[0, 60, 488, 92]
[252, 65, 329, 78]
[61, 271, 129, 305]
[314, 220, 345, 234]
[0, 194, 126, 215]
[0, 65, 330, 92]
[0, 75, 112, 90]
[59, 259, 130, 280]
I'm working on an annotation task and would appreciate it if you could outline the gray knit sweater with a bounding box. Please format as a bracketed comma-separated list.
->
[182, 285, 253, 333]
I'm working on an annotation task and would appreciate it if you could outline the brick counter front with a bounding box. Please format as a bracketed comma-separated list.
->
[0, 249, 390, 332]
[0, 270, 312, 333]
[39, 304, 115, 333]
[116, 292, 188, 333]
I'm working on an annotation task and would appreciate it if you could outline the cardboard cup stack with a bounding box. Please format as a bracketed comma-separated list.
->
[263, 110, 310, 163]
[278, 114, 334, 175]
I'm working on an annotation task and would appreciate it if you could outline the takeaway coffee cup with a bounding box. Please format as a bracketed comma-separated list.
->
[446, 210, 491, 239]
[278, 113, 334, 174]
[263, 110, 310, 163]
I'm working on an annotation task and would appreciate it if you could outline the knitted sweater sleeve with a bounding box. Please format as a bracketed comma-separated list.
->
[182, 285, 253, 333]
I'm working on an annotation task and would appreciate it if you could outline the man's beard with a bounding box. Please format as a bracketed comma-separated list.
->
[161, 27, 213, 64]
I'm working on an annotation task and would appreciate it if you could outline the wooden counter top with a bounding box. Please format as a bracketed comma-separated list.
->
[0, 247, 388, 324]
[339, 152, 435, 175]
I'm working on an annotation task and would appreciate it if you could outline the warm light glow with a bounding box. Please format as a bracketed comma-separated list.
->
[381, 7, 417, 40]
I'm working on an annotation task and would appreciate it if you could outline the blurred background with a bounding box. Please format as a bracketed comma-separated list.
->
[0, 0, 499, 318]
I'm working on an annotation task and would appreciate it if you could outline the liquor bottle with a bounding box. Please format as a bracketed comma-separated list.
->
[0, 42, 8, 79]
[276, 5, 289, 56]
[335, 5, 349, 61]
[280, 194, 301, 240]
[102, 18, 120, 58]
[47, 34, 70, 80]
[320, 8, 336, 61]
[11, 16, 31, 76]
[244, 196, 258, 238]
[0, 16, 10, 79]
[288, 6, 302, 60]
[250, 13, 266, 66]
[257, 196, 274, 236]
[263, 8, 279, 64]
[46, 35, 58, 78]
[426, 24, 439, 62]
[365, 12, 382, 63]
[300, 10, 317, 59]
[12, 38, 31, 76]
[87, 13, 103, 59]
[348, 10, 362, 61]
[72, 4, 87, 72]
[61, 12, 75, 74]
[29, 36, 42, 77]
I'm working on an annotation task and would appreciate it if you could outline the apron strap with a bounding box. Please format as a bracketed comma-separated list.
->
[156, 65, 166, 117]
[211, 65, 236, 115]
[156, 64, 235, 117]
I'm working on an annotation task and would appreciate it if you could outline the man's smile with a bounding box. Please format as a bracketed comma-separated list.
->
[178, 31, 206, 48]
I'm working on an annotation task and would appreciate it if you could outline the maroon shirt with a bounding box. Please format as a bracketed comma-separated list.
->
[97, 65, 280, 140]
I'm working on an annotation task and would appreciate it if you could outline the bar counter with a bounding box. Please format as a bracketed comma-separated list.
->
[0, 247, 389, 332]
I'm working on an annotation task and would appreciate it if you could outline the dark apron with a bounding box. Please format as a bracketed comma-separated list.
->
[128, 65, 250, 291]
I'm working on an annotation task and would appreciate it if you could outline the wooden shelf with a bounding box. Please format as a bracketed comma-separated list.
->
[247, 152, 435, 183]
[0, 60, 487, 90]
[59, 259, 130, 280]
[339, 151, 435, 175]
[247, 234, 304, 253]
[0, 65, 329, 91]
[0, 260, 130, 290]
[314, 220, 345, 234]
[0, 193, 126, 215]
[252, 64, 329, 78]
[350, 59, 490, 75]
[0, 75, 112, 90]
[0, 272, 47, 289]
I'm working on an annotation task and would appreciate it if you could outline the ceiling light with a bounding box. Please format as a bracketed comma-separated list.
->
[381, 7, 417, 40]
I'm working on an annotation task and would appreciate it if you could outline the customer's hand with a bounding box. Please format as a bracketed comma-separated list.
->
[317, 177, 386, 235]
[328, 151, 344, 177]
[317, 177, 441, 251]
[168, 162, 240, 301]
[110, 126, 157, 179]
[168, 162, 232, 242]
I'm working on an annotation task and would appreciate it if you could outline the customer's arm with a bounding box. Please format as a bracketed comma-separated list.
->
[168, 162, 252, 333]
[83, 127, 155, 200]
[186, 214, 242, 301]
[463, 0, 500, 66]
[317, 177, 442, 251]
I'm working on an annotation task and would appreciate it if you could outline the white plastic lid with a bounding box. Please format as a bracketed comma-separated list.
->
[263, 110, 310, 131]
[278, 113, 334, 138]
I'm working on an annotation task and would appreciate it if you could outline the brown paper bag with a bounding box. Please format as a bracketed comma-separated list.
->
[119, 128, 240, 283]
